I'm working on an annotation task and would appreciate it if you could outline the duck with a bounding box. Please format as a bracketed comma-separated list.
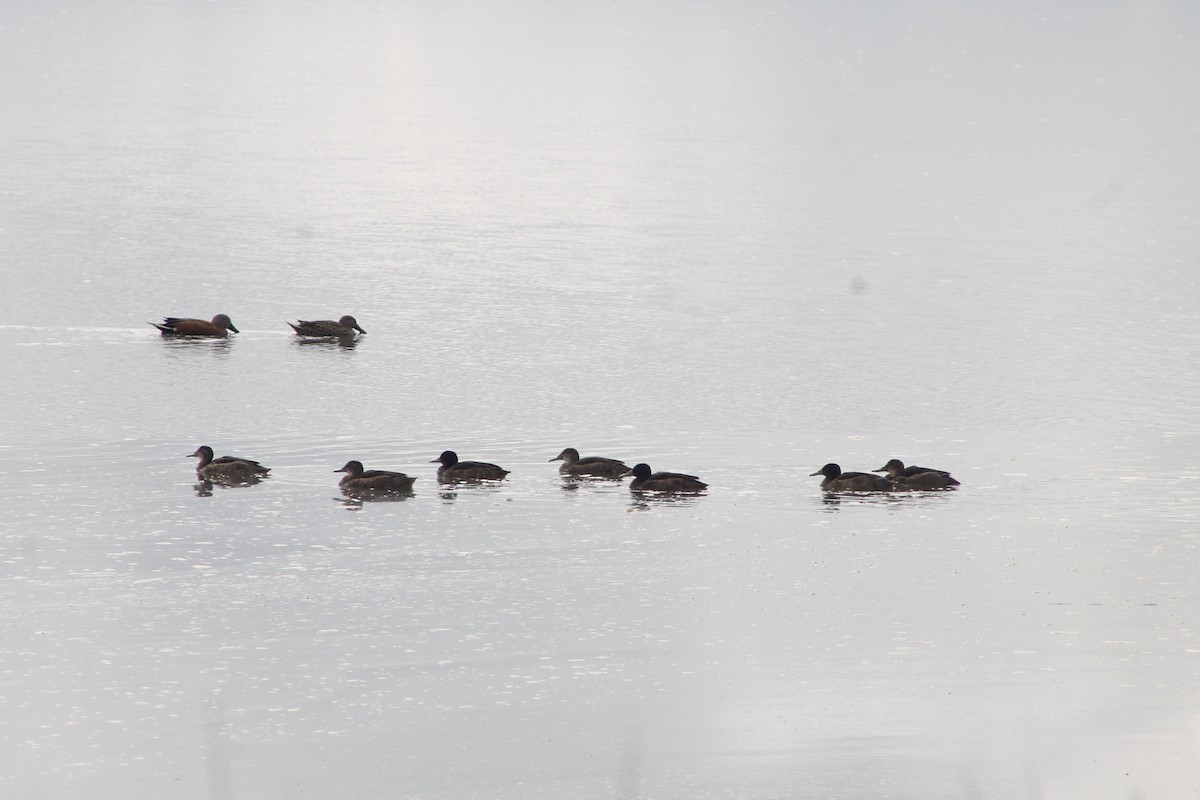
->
[873, 458, 960, 488]
[810, 463, 896, 492]
[150, 314, 239, 337]
[549, 447, 631, 478]
[430, 450, 509, 481]
[288, 315, 366, 337]
[629, 463, 707, 493]
[190, 445, 270, 482]
[334, 460, 416, 493]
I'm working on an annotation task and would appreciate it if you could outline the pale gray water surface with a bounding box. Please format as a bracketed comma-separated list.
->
[2, 1, 1200, 798]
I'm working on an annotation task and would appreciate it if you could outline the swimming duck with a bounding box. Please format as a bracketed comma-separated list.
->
[810, 463, 896, 492]
[151, 314, 239, 337]
[550, 448, 631, 478]
[873, 458, 960, 488]
[190, 445, 270, 482]
[288, 315, 366, 337]
[430, 450, 509, 481]
[629, 463, 708, 493]
[334, 460, 416, 493]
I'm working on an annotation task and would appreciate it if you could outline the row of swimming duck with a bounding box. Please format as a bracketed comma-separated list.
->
[151, 313, 365, 338]
[191, 445, 959, 495]
[192, 446, 708, 493]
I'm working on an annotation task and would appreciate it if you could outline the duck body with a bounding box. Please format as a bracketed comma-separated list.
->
[873, 459, 960, 487]
[893, 470, 960, 489]
[810, 462, 896, 492]
[431, 450, 509, 481]
[191, 445, 269, 482]
[151, 314, 239, 337]
[629, 463, 707, 493]
[335, 460, 416, 493]
[550, 448, 631, 478]
[288, 315, 366, 337]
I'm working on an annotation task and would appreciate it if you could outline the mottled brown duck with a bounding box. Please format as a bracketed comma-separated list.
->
[190, 445, 269, 482]
[550, 448, 631, 478]
[873, 458, 959, 487]
[288, 315, 366, 337]
[334, 460, 416, 493]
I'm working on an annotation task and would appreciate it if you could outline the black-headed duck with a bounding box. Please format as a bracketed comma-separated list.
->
[335, 460, 416, 493]
[288, 315, 366, 337]
[190, 445, 269, 482]
[430, 450, 509, 482]
[151, 314, 239, 337]
[810, 463, 895, 492]
[629, 463, 707, 493]
[873, 458, 960, 488]
[550, 448, 631, 478]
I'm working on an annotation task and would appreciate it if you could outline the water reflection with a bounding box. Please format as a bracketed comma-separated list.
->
[816, 488, 955, 511]
[157, 337, 234, 356]
[437, 482, 507, 504]
[292, 335, 360, 351]
[338, 486, 415, 503]
[628, 490, 708, 511]
[336, 489, 415, 509]
[558, 474, 628, 492]
[192, 475, 267, 496]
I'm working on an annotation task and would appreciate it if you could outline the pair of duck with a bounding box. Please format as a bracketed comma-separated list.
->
[192, 445, 708, 494]
[334, 450, 508, 492]
[551, 448, 708, 492]
[151, 314, 365, 338]
[810, 460, 960, 492]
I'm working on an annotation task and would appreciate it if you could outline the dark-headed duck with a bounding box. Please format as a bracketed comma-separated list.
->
[810, 463, 895, 492]
[430, 450, 509, 482]
[629, 463, 707, 493]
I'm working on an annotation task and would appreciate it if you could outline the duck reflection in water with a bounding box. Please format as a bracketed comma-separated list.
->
[628, 490, 707, 511]
[293, 333, 360, 350]
[335, 492, 413, 509]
